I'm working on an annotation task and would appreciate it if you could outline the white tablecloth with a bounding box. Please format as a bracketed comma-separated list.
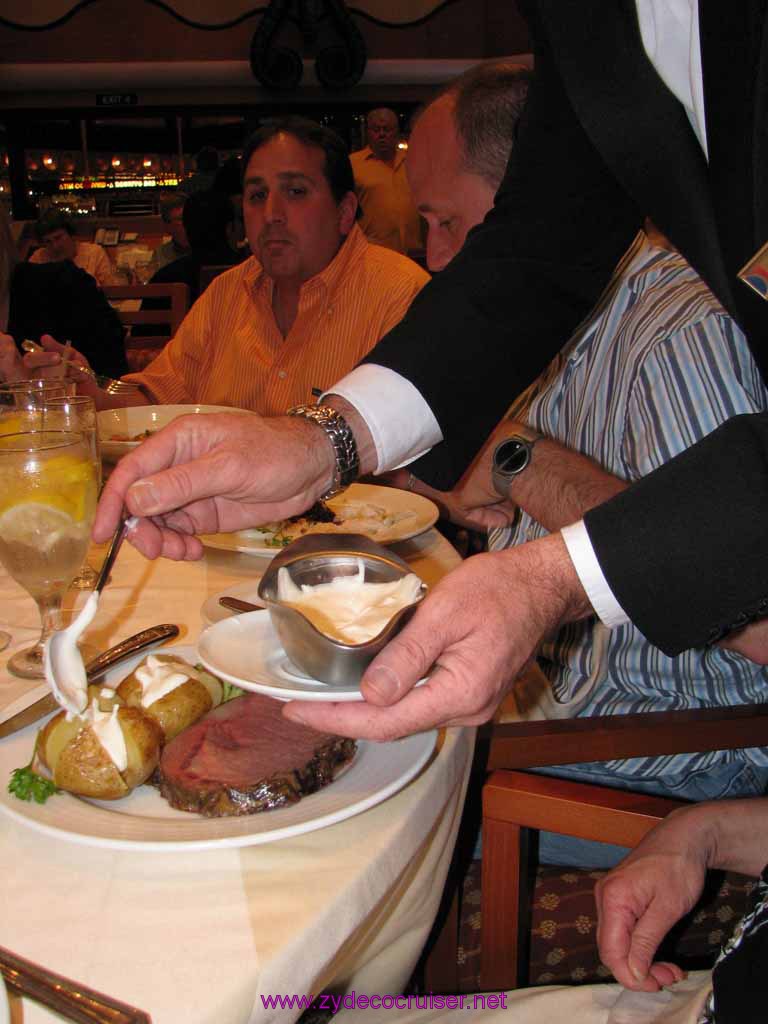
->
[0, 530, 474, 1023]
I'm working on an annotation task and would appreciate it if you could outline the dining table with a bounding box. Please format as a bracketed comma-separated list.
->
[0, 526, 474, 1024]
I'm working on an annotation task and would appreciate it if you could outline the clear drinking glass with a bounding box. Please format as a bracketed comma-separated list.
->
[0, 380, 77, 404]
[0, 383, 78, 652]
[0, 380, 77, 432]
[40, 397, 101, 590]
[0, 429, 99, 678]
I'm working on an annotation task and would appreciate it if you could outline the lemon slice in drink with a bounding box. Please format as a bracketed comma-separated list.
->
[0, 454, 96, 524]
[0, 501, 78, 549]
[39, 453, 95, 492]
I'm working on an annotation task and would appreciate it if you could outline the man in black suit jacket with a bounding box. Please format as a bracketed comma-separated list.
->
[366, 1, 768, 476]
[93, 0, 768, 740]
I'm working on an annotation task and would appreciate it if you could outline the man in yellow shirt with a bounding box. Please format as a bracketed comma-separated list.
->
[350, 108, 423, 255]
[31, 117, 429, 415]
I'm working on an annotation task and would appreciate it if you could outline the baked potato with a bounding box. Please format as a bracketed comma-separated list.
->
[37, 703, 163, 800]
[116, 655, 224, 742]
[31, 658, 224, 802]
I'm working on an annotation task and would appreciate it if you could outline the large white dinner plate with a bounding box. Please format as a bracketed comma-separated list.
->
[201, 577, 265, 626]
[198, 613, 420, 702]
[199, 483, 439, 557]
[98, 405, 250, 462]
[0, 974, 7, 1024]
[0, 643, 436, 852]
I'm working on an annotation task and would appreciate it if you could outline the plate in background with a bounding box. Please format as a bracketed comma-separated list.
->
[98, 405, 250, 461]
[199, 483, 439, 557]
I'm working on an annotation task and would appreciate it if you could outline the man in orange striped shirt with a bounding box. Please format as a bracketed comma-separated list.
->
[40, 118, 429, 415]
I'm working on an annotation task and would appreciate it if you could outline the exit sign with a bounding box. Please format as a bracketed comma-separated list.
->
[96, 93, 138, 107]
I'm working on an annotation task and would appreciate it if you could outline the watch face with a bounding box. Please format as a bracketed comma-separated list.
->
[495, 438, 529, 476]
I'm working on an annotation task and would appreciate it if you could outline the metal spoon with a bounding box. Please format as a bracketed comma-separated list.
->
[218, 595, 265, 614]
[44, 517, 137, 715]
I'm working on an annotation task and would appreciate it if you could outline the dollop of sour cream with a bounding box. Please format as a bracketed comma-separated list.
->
[83, 700, 127, 772]
[44, 517, 140, 717]
[276, 559, 423, 644]
[134, 655, 192, 706]
[44, 589, 100, 717]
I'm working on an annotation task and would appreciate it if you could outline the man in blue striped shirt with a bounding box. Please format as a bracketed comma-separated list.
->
[456, 227, 768, 866]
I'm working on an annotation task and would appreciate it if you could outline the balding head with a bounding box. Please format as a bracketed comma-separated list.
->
[406, 60, 530, 271]
[366, 107, 400, 163]
[447, 60, 530, 190]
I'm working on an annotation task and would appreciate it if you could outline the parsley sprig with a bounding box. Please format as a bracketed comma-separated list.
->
[8, 763, 59, 804]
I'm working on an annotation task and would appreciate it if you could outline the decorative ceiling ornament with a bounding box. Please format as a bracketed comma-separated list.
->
[146, 0, 264, 28]
[250, 0, 366, 92]
[0, 0, 266, 31]
[350, 1, 448, 26]
[0, 0, 450, 32]
[0, 0, 98, 30]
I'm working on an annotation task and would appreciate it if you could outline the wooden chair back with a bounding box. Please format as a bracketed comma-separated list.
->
[103, 283, 190, 371]
[420, 698, 768, 994]
[478, 702, 768, 990]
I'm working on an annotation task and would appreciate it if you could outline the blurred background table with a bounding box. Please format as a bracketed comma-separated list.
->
[0, 528, 473, 1023]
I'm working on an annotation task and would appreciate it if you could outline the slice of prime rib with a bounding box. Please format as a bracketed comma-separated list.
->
[158, 693, 357, 817]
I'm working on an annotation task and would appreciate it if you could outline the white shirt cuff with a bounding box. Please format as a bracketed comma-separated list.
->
[561, 520, 630, 628]
[324, 363, 443, 473]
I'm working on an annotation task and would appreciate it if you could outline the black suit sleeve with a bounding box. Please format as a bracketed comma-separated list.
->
[360, 4, 643, 488]
[584, 413, 768, 655]
[56, 263, 128, 379]
[9, 261, 128, 378]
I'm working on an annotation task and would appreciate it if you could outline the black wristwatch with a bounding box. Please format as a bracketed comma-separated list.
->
[491, 428, 544, 497]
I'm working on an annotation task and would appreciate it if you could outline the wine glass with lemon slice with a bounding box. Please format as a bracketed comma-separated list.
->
[0, 383, 76, 651]
[42, 396, 101, 590]
[0, 430, 98, 678]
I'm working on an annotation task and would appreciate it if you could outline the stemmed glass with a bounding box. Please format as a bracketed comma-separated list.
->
[0, 380, 76, 433]
[0, 379, 76, 404]
[0, 381, 77, 653]
[0, 429, 98, 678]
[42, 396, 101, 590]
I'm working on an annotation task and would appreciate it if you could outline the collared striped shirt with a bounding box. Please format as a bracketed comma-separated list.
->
[124, 224, 429, 414]
[497, 233, 768, 780]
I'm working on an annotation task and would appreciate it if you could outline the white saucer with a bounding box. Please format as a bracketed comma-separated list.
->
[199, 612, 429, 702]
[198, 613, 368, 701]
